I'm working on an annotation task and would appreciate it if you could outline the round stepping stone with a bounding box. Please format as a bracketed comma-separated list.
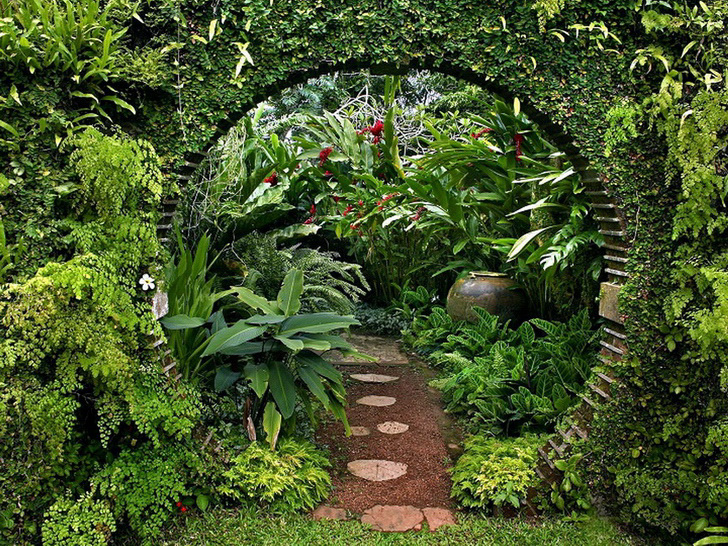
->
[350, 373, 399, 383]
[347, 459, 407, 482]
[350, 426, 370, 436]
[377, 421, 409, 435]
[312, 505, 348, 521]
[356, 395, 396, 407]
[422, 507, 457, 531]
[361, 505, 423, 532]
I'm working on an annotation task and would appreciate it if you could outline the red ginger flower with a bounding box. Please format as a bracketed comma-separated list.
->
[358, 200, 364, 207]
[310, 204, 316, 215]
[319, 147, 333, 166]
[369, 120, 384, 137]
[263, 172, 278, 185]
[303, 216, 315, 225]
[332, 194, 340, 203]
[342, 204, 354, 216]
[471, 127, 493, 139]
[180, 506, 188, 513]
[513, 133, 524, 162]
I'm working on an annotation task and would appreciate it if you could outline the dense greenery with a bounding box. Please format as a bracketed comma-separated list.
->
[411, 308, 597, 435]
[1, 0, 728, 543]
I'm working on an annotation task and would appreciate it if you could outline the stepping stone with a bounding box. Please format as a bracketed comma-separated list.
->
[422, 507, 457, 531]
[350, 373, 399, 383]
[356, 395, 396, 407]
[312, 505, 348, 521]
[350, 426, 370, 436]
[377, 421, 409, 435]
[361, 505, 423, 532]
[347, 460, 408, 482]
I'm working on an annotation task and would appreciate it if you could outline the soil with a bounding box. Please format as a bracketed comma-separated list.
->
[315, 334, 460, 515]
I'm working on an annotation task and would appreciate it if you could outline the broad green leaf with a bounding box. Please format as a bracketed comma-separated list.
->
[245, 314, 286, 325]
[294, 351, 343, 383]
[268, 360, 297, 419]
[277, 269, 303, 317]
[507, 226, 556, 261]
[196, 494, 210, 511]
[279, 313, 359, 335]
[0, 120, 19, 138]
[101, 95, 136, 114]
[233, 286, 280, 314]
[298, 364, 331, 408]
[694, 538, 728, 545]
[262, 402, 282, 450]
[214, 365, 241, 392]
[243, 362, 269, 398]
[202, 322, 266, 356]
[220, 342, 266, 356]
[274, 335, 305, 352]
[161, 314, 207, 330]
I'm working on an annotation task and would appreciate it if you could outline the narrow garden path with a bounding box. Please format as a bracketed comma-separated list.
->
[314, 334, 460, 532]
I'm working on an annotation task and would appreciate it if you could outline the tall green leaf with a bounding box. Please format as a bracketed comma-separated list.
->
[277, 269, 303, 316]
[268, 360, 297, 419]
[262, 402, 282, 450]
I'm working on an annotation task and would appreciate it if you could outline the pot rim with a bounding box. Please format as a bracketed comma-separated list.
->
[468, 271, 508, 278]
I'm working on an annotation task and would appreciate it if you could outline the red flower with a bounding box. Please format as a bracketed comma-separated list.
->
[180, 506, 188, 513]
[176, 502, 183, 507]
[471, 127, 493, 140]
[369, 120, 384, 137]
[358, 200, 364, 207]
[342, 204, 354, 216]
[303, 217, 315, 225]
[513, 133, 524, 162]
[319, 147, 333, 166]
[263, 172, 278, 186]
[310, 204, 316, 215]
[372, 136, 381, 144]
[324, 170, 333, 178]
[332, 194, 340, 203]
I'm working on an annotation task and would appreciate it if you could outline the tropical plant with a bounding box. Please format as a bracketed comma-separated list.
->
[163, 232, 234, 383]
[227, 233, 370, 314]
[0, 217, 25, 283]
[219, 438, 331, 514]
[451, 434, 546, 511]
[165, 269, 359, 448]
[421, 308, 597, 434]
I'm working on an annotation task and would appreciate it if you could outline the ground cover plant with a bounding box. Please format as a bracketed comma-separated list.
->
[156, 509, 636, 546]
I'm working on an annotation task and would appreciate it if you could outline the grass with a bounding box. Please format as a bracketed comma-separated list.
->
[158, 508, 643, 546]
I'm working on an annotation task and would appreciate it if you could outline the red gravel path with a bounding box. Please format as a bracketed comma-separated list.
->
[316, 336, 456, 514]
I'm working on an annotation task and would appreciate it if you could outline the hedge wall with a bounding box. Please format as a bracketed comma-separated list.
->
[1, 0, 726, 541]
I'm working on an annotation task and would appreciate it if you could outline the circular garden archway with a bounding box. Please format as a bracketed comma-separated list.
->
[3, 0, 723, 541]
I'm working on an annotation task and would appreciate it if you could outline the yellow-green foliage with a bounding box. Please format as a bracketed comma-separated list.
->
[451, 434, 546, 510]
[42, 491, 116, 546]
[220, 439, 332, 514]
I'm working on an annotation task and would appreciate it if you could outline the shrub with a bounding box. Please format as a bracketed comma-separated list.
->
[451, 434, 546, 510]
[219, 439, 331, 513]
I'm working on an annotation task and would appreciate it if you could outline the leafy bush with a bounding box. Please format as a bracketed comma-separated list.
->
[228, 233, 369, 314]
[417, 308, 596, 434]
[164, 269, 359, 448]
[451, 434, 546, 510]
[42, 491, 116, 546]
[220, 439, 331, 514]
[354, 303, 410, 335]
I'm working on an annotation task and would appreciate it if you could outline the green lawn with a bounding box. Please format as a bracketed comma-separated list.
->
[158, 509, 645, 546]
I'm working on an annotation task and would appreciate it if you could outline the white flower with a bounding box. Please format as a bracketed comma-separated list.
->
[139, 274, 155, 291]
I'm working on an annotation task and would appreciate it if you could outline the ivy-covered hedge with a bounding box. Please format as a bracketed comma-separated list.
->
[1, 0, 727, 542]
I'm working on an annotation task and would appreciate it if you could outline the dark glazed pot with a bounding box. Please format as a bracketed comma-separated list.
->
[446, 272, 527, 323]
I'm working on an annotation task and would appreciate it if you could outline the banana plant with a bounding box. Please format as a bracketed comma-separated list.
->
[163, 269, 360, 449]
